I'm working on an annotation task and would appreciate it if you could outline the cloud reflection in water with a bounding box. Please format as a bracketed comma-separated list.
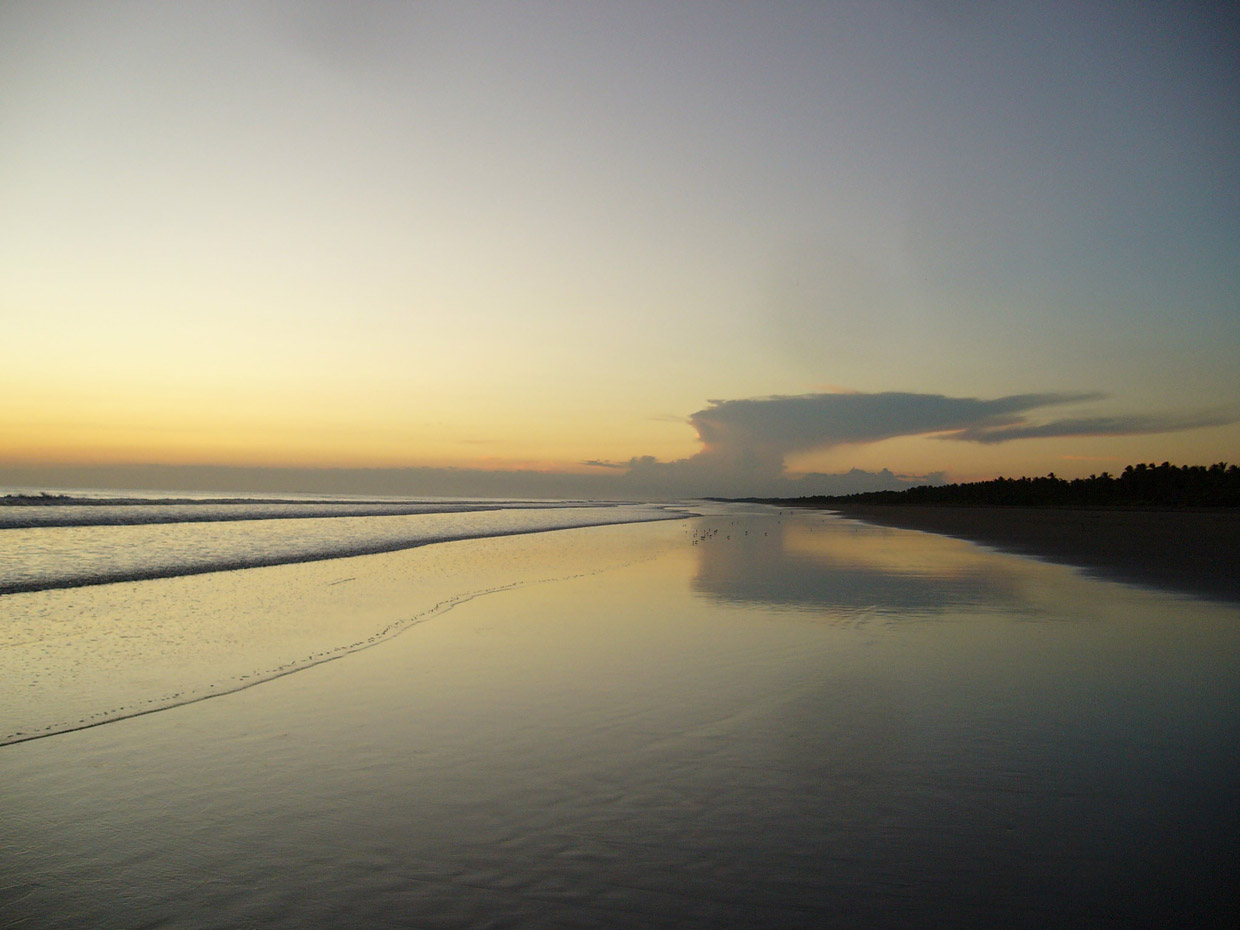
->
[691, 511, 1019, 615]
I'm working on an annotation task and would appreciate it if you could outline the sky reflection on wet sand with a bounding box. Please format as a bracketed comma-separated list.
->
[2, 508, 1237, 928]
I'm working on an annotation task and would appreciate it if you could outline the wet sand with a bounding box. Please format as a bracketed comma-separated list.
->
[3, 509, 1238, 928]
[826, 505, 1240, 603]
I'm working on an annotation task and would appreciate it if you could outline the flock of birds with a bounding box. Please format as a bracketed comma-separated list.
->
[687, 516, 782, 546]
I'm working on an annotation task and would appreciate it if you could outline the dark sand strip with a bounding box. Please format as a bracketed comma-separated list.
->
[827, 505, 1240, 603]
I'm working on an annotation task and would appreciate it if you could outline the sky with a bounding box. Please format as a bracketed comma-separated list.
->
[2, 1, 1237, 498]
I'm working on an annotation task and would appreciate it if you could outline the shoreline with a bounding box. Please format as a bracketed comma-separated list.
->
[5, 508, 1238, 927]
[823, 504, 1240, 603]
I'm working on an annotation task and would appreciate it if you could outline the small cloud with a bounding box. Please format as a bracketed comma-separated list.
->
[896, 470, 947, 483]
[581, 459, 628, 469]
[648, 414, 690, 424]
[942, 411, 1236, 444]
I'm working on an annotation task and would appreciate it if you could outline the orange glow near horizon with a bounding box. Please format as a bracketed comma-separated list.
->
[2, 4, 1237, 496]
[1, 385, 698, 472]
[7, 366, 1236, 484]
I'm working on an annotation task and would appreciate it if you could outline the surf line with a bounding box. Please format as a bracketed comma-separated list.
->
[0, 519, 691, 747]
[0, 509, 692, 596]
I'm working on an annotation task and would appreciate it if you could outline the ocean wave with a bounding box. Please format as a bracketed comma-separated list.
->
[0, 496, 603, 529]
[0, 503, 691, 595]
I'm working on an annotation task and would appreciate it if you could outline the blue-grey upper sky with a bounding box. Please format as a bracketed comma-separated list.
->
[1, 1, 1236, 495]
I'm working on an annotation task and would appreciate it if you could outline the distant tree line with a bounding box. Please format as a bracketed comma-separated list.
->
[786, 462, 1240, 508]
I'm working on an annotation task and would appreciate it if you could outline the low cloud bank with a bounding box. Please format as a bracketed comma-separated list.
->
[0, 461, 936, 501]
[610, 454, 940, 499]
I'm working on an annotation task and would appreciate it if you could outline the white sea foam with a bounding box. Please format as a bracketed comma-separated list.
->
[0, 499, 692, 594]
[0, 500, 698, 744]
[0, 497, 596, 529]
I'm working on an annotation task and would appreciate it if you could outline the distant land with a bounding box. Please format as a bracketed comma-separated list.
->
[0, 493, 324, 507]
[738, 462, 1240, 509]
[732, 463, 1239, 603]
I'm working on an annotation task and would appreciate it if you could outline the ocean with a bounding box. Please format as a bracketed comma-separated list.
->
[2, 494, 1237, 927]
[0, 490, 688, 593]
[0, 491, 689, 743]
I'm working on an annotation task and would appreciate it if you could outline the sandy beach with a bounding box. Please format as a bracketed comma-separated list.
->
[6, 3, 1237, 925]
[3, 507, 1238, 928]
[826, 504, 1240, 603]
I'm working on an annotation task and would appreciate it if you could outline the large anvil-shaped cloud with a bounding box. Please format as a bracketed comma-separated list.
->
[689, 391, 1090, 458]
[684, 390, 1233, 473]
[577, 390, 1235, 497]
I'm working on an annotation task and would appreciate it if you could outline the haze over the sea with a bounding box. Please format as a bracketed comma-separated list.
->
[3, 2, 1236, 497]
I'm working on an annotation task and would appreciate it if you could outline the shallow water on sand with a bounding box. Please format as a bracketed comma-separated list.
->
[0, 501, 680, 594]
[0, 517, 687, 744]
[2, 507, 1237, 928]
